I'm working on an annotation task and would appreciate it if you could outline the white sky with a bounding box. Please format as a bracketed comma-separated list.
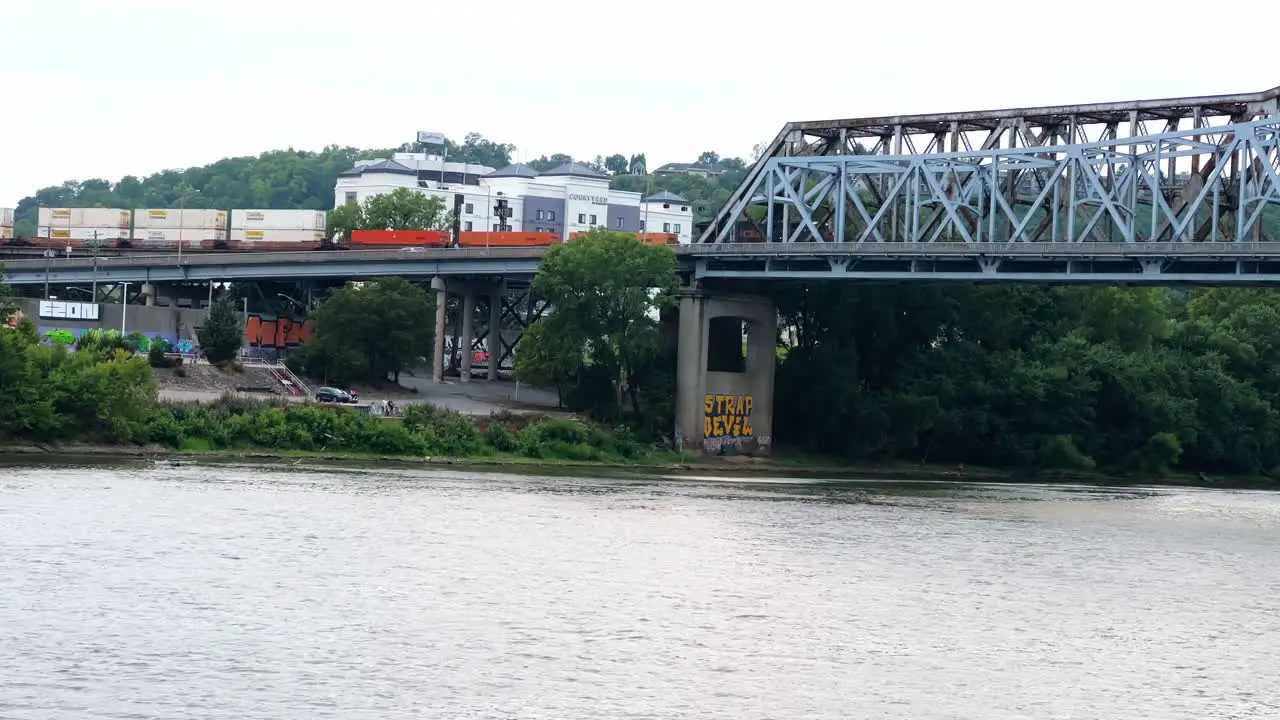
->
[1, 0, 1277, 207]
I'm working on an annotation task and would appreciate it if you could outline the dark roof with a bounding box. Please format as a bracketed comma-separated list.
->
[643, 190, 689, 204]
[487, 163, 540, 179]
[357, 159, 417, 175]
[541, 161, 608, 179]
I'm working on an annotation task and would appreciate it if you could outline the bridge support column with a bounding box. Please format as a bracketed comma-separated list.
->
[488, 280, 504, 381]
[140, 283, 157, 307]
[460, 293, 476, 382]
[674, 287, 776, 456]
[431, 277, 447, 384]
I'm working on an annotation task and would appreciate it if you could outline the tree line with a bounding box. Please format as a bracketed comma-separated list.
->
[10, 133, 750, 237]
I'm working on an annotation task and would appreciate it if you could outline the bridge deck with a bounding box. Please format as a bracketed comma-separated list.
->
[8, 242, 1280, 286]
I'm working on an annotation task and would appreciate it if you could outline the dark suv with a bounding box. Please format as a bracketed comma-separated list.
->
[315, 387, 355, 403]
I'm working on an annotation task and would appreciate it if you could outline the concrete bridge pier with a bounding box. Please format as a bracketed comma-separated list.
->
[431, 277, 508, 384]
[673, 287, 776, 456]
[432, 277, 447, 383]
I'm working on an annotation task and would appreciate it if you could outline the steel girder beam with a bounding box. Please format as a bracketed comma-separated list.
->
[684, 241, 1280, 283]
[2, 258, 541, 285]
[702, 85, 1280, 244]
[705, 118, 1280, 248]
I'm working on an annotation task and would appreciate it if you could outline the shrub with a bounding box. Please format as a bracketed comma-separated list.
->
[485, 421, 519, 453]
[1036, 435, 1096, 472]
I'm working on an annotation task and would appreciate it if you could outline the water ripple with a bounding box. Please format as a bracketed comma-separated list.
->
[1, 464, 1278, 718]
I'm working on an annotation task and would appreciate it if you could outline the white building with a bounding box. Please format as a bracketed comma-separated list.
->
[333, 154, 694, 244]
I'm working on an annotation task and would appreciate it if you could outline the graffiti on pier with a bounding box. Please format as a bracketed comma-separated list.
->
[245, 314, 312, 350]
[704, 393, 754, 439]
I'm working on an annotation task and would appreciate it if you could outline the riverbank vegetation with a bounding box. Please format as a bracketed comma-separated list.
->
[146, 397, 647, 462]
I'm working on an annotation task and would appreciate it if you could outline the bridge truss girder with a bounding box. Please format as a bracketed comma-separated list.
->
[703, 85, 1280, 244]
[709, 118, 1280, 247]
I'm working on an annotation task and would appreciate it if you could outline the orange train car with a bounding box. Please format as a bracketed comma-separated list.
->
[349, 229, 451, 247]
[457, 231, 558, 247]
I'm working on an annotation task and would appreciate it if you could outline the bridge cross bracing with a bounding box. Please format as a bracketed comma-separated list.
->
[702, 85, 1280, 253]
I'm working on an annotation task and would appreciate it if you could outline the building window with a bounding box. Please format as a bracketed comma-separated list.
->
[681, 206, 689, 212]
[464, 221, 473, 231]
[494, 224, 501, 231]
[345, 192, 357, 205]
[547, 210, 556, 221]
[663, 222, 671, 233]
[589, 214, 597, 225]
[674, 223, 681, 233]
[536, 209, 546, 220]
[615, 217, 623, 228]
[578, 213, 586, 224]
[465, 203, 474, 214]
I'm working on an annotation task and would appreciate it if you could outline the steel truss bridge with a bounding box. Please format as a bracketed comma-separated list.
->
[696, 85, 1280, 281]
[5, 86, 1280, 286]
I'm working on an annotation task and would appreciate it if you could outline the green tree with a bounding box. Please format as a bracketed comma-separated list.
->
[529, 229, 678, 419]
[528, 153, 574, 172]
[304, 277, 435, 384]
[199, 294, 244, 365]
[514, 315, 584, 408]
[604, 154, 629, 175]
[327, 201, 364, 242]
[363, 188, 448, 230]
[0, 263, 15, 320]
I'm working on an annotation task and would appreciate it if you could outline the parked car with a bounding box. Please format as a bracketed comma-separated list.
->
[315, 387, 354, 403]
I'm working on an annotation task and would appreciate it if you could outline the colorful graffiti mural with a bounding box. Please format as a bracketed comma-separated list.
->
[245, 314, 312, 350]
[35, 327, 197, 353]
[704, 393, 754, 439]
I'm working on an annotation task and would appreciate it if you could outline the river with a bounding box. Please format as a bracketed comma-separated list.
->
[1, 461, 1277, 719]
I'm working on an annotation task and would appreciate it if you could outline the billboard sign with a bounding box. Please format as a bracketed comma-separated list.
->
[416, 131, 446, 145]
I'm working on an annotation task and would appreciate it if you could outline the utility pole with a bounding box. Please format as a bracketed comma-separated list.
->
[42, 249, 54, 299]
[91, 231, 100, 301]
[121, 282, 130, 334]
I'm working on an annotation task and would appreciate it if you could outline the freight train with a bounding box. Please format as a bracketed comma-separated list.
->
[0, 207, 678, 253]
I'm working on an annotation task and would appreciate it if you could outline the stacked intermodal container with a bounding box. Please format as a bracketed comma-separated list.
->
[36, 208, 131, 247]
[1, 208, 12, 240]
[132, 209, 227, 249]
[229, 210, 327, 250]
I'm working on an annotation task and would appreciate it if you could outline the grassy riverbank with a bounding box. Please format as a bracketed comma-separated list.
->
[5, 439, 1279, 491]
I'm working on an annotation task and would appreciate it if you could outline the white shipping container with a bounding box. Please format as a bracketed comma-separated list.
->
[133, 208, 227, 230]
[230, 228, 325, 243]
[38, 226, 129, 240]
[38, 208, 131, 228]
[0, 208, 13, 227]
[130, 228, 224, 245]
[231, 209, 327, 231]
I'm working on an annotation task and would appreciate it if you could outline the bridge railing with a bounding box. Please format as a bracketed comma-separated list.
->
[682, 242, 1280, 257]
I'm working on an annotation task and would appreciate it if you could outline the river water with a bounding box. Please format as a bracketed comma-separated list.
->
[1, 462, 1278, 719]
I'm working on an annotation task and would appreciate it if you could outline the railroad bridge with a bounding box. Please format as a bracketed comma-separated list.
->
[5, 85, 1279, 454]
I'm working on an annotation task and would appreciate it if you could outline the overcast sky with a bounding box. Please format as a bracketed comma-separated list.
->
[1, 0, 1277, 207]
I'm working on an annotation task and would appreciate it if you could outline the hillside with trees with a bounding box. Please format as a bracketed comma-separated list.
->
[9, 133, 747, 237]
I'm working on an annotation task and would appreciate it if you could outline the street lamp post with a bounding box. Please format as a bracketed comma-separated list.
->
[120, 282, 130, 334]
[42, 249, 55, 298]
